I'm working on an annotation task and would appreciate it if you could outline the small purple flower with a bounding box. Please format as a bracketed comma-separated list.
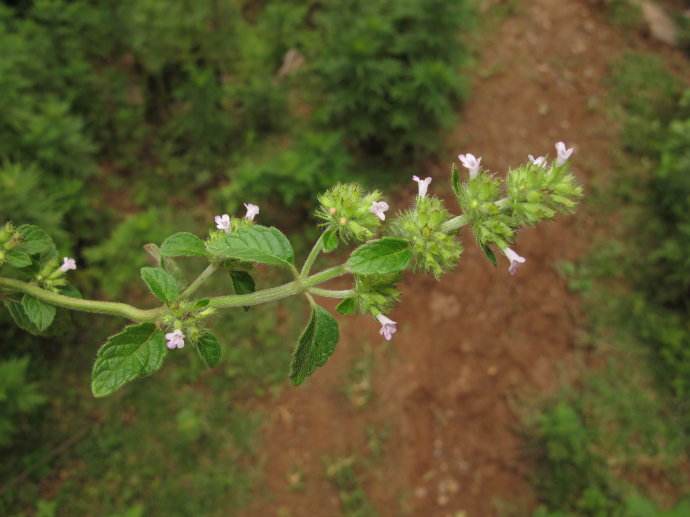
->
[458, 153, 482, 179]
[502, 247, 526, 275]
[528, 155, 548, 168]
[412, 175, 432, 198]
[215, 214, 231, 233]
[59, 257, 77, 273]
[244, 203, 260, 222]
[165, 329, 185, 350]
[370, 201, 389, 221]
[555, 141, 574, 166]
[376, 314, 397, 341]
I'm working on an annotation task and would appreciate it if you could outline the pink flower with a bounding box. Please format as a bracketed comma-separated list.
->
[215, 214, 231, 233]
[244, 203, 260, 222]
[376, 314, 397, 341]
[555, 142, 574, 166]
[528, 155, 548, 168]
[458, 153, 482, 179]
[412, 175, 432, 197]
[165, 329, 185, 350]
[502, 247, 526, 275]
[370, 201, 389, 221]
[59, 257, 77, 273]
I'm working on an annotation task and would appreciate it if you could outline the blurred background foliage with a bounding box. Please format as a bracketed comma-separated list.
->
[0, 0, 473, 514]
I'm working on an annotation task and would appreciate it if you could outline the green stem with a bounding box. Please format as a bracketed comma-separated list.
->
[441, 214, 468, 233]
[308, 288, 354, 299]
[181, 263, 218, 298]
[207, 265, 348, 310]
[0, 277, 162, 322]
[300, 232, 325, 278]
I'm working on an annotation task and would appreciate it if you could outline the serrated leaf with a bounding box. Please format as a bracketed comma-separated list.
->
[206, 225, 294, 268]
[91, 323, 167, 397]
[6, 249, 31, 268]
[480, 243, 497, 267]
[322, 229, 339, 253]
[196, 332, 221, 368]
[347, 238, 412, 275]
[160, 232, 207, 257]
[290, 306, 339, 385]
[21, 295, 56, 331]
[140, 267, 180, 304]
[336, 298, 356, 315]
[4, 300, 43, 335]
[16, 225, 54, 255]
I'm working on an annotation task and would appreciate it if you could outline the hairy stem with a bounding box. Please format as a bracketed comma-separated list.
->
[308, 288, 354, 299]
[181, 263, 218, 298]
[441, 214, 468, 233]
[0, 277, 162, 322]
[300, 232, 325, 277]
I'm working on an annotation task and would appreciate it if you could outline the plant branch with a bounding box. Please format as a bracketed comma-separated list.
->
[300, 232, 325, 277]
[0, 277, 162, 322]
[181, 263, 218, 298]
[308, 288, 354, 299]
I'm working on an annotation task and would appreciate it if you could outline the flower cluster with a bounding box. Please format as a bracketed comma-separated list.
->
[316, 184, 385, 245]
[392, 195, 463, 278]
[214, 203, 260, 234]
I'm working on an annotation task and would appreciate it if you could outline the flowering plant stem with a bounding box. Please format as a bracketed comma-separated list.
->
[0, 216, 470, 324]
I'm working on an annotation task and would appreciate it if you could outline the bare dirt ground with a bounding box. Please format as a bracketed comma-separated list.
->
[241, 1, 687, 515]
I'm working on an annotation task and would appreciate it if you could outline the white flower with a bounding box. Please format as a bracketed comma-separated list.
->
[528, 154, 548, 168]
[458, 153, 482, 179]
[502, 247, 526, 275]
[59, 257, 77, 273]
[412, 175, 432, 198]
[165, 329, 185, 350]
[555, 141, 574, 166]
[244, 203, 260, 222]
[376, 314, 397, 341]
[370, 201, 389, 221]
[215, 214, 231, 233]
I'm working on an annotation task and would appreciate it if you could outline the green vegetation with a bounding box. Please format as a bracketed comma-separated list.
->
[526, 52, 690, 515]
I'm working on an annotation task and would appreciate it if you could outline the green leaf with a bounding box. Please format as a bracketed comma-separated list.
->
[21, 295, 56, 332]
[4, 301, 43, 336]
[91, 323, 167, 397]
[230, 270, 256, 295]
[480, 243, 497, 267]
[196, 332, 222, 368]
[16, 225, 54, 255]
[289, 305, 339, 385]
[160, 232, 207, 257]
[5, 249, 31, 268]
[450, 163, 461, 197]
[206, 225, 294, 268]
[140, 267, 180, 304]
[322, 229, 339, 253]
[336, 298, 356, 315]
[347, 238, 412, 275]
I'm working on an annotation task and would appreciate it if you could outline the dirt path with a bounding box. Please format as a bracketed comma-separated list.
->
[241, 1, 673, 515]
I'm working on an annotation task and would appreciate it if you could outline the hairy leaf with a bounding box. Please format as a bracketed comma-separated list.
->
[16, 225, 54, 255]
[196, 332, 222, 368]
[21, 295, 56, 332]
[322, 229, 339, 253]
[160, 232, 207, 257]
[4, 301, 43, 336]
[91, 323, 167, 397]
[347, 238, 412, 275]
[335, 298, 356, 315]
[290, 305, 339, 385]
[5, 249, 31, 268]
[230, 270, 256, 295]
[140, 267, 180, 304]
[206, 225, 294, 268]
